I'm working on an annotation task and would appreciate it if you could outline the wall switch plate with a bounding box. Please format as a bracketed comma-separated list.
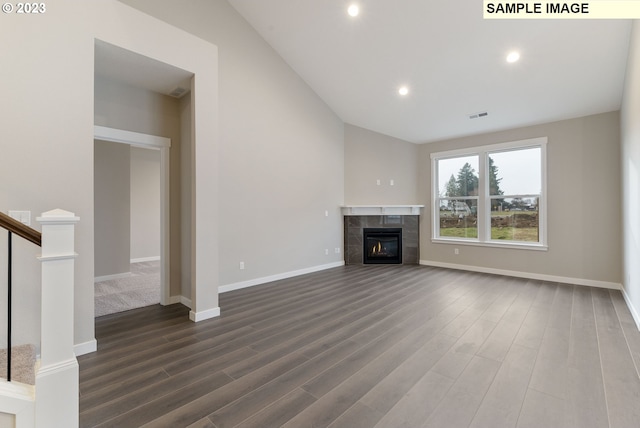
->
[239, 261, 245, 270]
[325, 210, 329, 217]
[376, 179, 381, 186]
[8, 210, 31, 226]
[325, 249, 329, 255]
[390, 179, 395, 186]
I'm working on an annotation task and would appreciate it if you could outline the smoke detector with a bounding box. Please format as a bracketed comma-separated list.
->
[168, 86, 188, 98]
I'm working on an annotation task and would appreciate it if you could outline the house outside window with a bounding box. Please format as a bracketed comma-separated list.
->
[431, 137, 547, 250]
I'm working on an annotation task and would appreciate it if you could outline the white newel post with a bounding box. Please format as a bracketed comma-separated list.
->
[35, 209, 80, 428]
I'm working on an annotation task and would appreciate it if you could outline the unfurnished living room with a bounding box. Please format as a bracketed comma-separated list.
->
[1, 1, 640, 427]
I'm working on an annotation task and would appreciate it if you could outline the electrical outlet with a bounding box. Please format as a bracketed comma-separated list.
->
[239, 262, 245, 270]
[325, 210, 329, 217]
[376, 179, 381, 186]
[390, 179, 394, 186]
[454, 248, 459, 255]
[325, 249, 329, 255]
[335, 247, 341, 254]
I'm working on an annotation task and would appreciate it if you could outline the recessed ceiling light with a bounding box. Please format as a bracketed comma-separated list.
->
[398, 86, 409, 96]
[348, 4, 359, 17]
[506, 51, 520, 63]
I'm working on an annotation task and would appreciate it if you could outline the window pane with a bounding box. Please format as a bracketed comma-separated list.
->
[490, 197, 539, 242]
[489, 148, 541, 195]
[438, 155, 479, 197]
[439, 199, 478, 239]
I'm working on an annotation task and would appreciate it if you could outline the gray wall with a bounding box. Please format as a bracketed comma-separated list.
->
[0, 0, 219, 350]
[621, 21, 640, 324]
[0, 0, 630, 350]
[179, 93, 193, 299]
[418, 111, 622, 285]
[344, 124, 419, 204]
[344, 115, 622, 286]
[94, 76, 184, 297]
[96, 143, 161, 269]
[121, 0, 346, 287]
[94, 140, 131, 277]
[130, 146, 161, 262]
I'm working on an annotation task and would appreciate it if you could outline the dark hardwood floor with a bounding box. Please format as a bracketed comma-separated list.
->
[78, 265, 640, 428]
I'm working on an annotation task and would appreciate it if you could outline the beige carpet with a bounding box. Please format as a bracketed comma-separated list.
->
[0, 344, 36, 385]
[95, 261, 160, 317]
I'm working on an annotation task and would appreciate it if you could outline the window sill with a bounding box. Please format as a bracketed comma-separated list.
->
[432, 238, 548, 251]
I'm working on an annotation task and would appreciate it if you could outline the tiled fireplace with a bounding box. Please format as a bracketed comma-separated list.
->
[343, 205, 422, 265]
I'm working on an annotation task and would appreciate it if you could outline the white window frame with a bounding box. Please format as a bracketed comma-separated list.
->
[431, 137, 548, 251]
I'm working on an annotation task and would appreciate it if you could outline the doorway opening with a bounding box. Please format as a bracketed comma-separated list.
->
[93, 126, 171, 316]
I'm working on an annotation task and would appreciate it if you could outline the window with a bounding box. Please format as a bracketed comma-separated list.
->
[432, 137, 547, 249]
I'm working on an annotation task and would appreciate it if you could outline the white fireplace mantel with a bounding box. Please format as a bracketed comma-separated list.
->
[341, 205, 424, 216]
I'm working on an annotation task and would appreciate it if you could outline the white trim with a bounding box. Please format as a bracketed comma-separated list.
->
[0, 380, 35, 428]
[94, 126, 171, 307]
[163, 295, 191, 308]
[0, 381, 34, 401]
[479, 148, 489, 242]
[94, 125, 171, 149]
[419, 259, 621, 290]
[94, 272, 132, 283]
[431, 137, 547, 248]
[430, 136, 547, 160]
[34, 358, 78, 428]
[166, 295, 182, 305]
[130, 256, 161, 263]
[189, 307, 220, 322]
[432, 238, 548, 251]
[38, 252, 80, 261]
[73, 339, 97, 357]
[342, 205, 424, 216]
[621, 287, 640, 331]
[34, 217, 80, 225]
[219, 261, 345, 294]
[36, 358, 78, 377]
[36, 209, 80, 224]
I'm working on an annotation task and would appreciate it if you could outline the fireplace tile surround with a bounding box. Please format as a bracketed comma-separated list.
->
[344, 215, 419, 265]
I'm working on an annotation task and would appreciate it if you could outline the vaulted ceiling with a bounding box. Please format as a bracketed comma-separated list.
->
[228, 1, 631, 143]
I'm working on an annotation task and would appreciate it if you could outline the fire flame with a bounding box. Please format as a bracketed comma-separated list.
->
[372, 241, 382, 255]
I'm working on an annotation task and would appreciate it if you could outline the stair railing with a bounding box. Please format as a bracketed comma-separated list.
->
[0, 212, 41, 382]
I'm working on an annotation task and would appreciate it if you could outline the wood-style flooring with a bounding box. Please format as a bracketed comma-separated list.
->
[78, 265, 640, 427]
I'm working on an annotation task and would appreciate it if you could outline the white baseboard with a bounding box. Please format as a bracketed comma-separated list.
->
[0, 380, 35, 426]
[180, 296, 192, 308]
[130, 256, 161, 263]
[189, 307, 220, 322]
[164, 295, 192, 309]
[74, 339, 97, 357]
[219, 261, 345, 294]
[94, 272, 132, 283]
[419, 260, 622, 290]
[165, 295, 184, 306]
[621, 286, 640, 331]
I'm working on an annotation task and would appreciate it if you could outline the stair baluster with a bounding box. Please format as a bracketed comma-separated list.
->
[6, 230, 11, 382]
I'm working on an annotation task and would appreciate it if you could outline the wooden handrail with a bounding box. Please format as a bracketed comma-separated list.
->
[0, 211, 41, 246]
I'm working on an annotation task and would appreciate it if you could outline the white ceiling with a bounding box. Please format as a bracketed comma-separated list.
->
[228, 0, 632, 143]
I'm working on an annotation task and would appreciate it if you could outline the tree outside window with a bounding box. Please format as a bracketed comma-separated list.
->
[432, 138, 546, 248]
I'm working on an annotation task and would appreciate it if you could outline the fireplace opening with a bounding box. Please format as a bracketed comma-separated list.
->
[363, 228, 402, 264]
